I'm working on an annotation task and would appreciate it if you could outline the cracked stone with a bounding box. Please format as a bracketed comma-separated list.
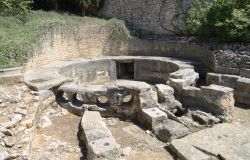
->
[14, 108, 27, 116]
[0, 126, 13, 136]
[2, 136, 15, 148]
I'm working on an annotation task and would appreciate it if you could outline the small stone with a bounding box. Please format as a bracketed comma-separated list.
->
[145, 130, 151, 134]
[21, 120, 33, 129]
[30, 91, 38, 95]
[0, 125, 13, 136]
[39, 116, 52, 128]
[0, 147, 9, 160]
[14, 108, 27, 116]
[191, 110, 220, 126]
[8, 151, 19, 159]
[121, 147, 132, 157]
[34, 96, 39, 101]
[11, 114, 23, 125]
[0, 132, 4, 140]
[3, 136, 15, 148]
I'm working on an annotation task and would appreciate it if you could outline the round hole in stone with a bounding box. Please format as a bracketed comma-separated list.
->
[152, 109, 156, 111]
[122, 95, 133, 103]
[97, 96, 109, 104]
[92, 142, 95, 144]
[104, 142, 110, 146]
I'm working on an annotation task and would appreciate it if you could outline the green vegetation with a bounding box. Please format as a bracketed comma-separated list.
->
[0, 11, 84, 68]
[0, 0, 32, 22]
[187, 0, 250, 42]
[0, 10, 130, 69]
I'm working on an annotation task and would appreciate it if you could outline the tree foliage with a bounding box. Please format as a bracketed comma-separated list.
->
[0, 0, 32, 17]
[187, 0, 250, 42]
[32, 0, 103, 16]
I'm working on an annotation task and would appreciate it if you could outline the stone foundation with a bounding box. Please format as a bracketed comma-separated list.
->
[207, 72, 250, 105]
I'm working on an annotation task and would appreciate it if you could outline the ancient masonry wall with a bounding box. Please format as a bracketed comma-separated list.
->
[100, 0, 194, 35]
[27, 25, 213, 70]
[27, 24, 250, 79]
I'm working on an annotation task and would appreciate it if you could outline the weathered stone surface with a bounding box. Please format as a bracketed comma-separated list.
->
[206, 72, 239, 88]
[153, 119, 190, 142]
[25, 56, 197, 92]
[169, 69, 199, 93]
[235, 77, 250, 105]
[181, 85, 235, 121]
[206, 73, 250, 105]
[81, 111, 112, 142]
[170, 140, 212, 160]
[138, 107, 167, 130]
[189, 110, 220, 126]
[0, 147, 9, 160]
[87, 137, 120, 160]
[100, 0, 193, 35]
[57, 80, 158, 117]
[81, 111, 120, 160]
[170, 123, 250, 160]
[155, 84, 182, 113]
[2, 136, 15, 148]
[240, 68, 250, 78]
[0, 126, 13, 136]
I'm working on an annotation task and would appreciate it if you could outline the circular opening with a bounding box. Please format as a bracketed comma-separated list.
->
[104, 142, 110, 146]
[152, 109, 156, 111]
[122, 95, 133, 103]
[97, 96, 109, 104]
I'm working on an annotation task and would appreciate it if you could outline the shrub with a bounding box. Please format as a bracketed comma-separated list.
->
[0, 0, 32, 17]
[187, 0, 250, 42]
[0, 11, 83, 68]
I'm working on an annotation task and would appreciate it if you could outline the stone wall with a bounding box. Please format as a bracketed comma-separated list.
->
[207, 73, 250, 105]
[26, 23, 250, 80]
[100, 0, 193, 35]
[27, 24, 213, 70]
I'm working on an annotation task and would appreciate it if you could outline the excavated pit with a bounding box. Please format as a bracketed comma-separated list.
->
[24, 56, 236, 160]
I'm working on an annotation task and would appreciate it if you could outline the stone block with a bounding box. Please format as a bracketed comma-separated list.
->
[155, 84, 182, 112]
[138, 107, 167, 130]
[181, 85, 234, 121]
[169, 69, 199, 94]
[87, 137, 120, 160]
[206, 73, 239, 88]
[81, 111, 120, 160]
[170, 140, 212, 160]
[240, 68, 250, 78]
[155, 84, 174, 101]
[154, 119, 190, 142]
[81, 111, 112, 142]
[235, 77, 250, 105]
[170, 123, 250, 160]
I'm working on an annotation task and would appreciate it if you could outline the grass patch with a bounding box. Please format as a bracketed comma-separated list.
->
[0, 11, 102, 69]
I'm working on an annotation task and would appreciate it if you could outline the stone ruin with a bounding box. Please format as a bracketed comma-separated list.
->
[21, 56, 241, 159]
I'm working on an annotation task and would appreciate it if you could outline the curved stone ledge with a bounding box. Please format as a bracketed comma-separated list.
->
[24, 56, 198, 91]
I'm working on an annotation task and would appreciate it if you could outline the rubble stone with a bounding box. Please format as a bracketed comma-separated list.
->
[153, 119, 190, 142]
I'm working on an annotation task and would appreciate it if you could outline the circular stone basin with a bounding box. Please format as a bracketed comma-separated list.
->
[24, 56, 196, 91]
